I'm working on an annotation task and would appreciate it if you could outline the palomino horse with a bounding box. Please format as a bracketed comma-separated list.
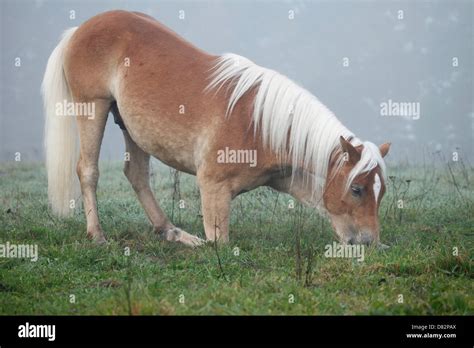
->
[42, 10, 390, 246]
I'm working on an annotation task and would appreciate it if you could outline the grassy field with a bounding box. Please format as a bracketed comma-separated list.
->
[0, 158, 472, 315]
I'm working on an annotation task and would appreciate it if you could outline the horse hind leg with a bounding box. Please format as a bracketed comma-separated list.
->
[115, 106, 205, 247]
[75, 98, 110, 243]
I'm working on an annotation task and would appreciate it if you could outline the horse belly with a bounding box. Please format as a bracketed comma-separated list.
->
[120, 107, 202, 174]
[113, 52, 220, 175]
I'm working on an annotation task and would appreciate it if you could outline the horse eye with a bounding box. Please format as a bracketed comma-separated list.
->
[351, 185, 362, 196]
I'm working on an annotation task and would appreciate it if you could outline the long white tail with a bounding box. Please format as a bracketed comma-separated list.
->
[42, 27, 79, 217]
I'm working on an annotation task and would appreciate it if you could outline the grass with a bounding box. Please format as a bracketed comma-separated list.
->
[0, 157, 472, 315]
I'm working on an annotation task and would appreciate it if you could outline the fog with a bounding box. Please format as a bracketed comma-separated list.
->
[1, 0, 472, 163]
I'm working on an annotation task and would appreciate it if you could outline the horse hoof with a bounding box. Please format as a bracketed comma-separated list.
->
[181, 234, 206, 247]
[87, 231, 107, 245]
[174, 229, 206, 247]
[94, 236, 108, 245]
[160, 226, 205, 247]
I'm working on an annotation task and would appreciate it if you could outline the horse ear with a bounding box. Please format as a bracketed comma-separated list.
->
[379, 142, 391, 158]
[339, 136, 361, 164]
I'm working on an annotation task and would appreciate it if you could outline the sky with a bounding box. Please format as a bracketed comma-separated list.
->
[0, 0, 472, 163]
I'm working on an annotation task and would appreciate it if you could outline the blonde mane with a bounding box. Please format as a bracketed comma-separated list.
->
[207, 53, 385, 205]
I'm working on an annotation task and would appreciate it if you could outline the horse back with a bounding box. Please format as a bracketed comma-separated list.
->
[63, 10, 261, 176]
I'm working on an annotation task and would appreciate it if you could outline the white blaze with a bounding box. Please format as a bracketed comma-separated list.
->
[373, 173, 381, 203]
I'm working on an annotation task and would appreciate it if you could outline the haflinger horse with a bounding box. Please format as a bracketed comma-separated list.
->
[42, 10, 390, 247]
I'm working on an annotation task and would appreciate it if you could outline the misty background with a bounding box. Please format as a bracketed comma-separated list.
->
[0, 0, 472, 163]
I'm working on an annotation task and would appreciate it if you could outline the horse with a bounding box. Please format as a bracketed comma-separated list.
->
[42, 10, 390, 247]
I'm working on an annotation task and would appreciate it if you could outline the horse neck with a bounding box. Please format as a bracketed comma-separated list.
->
[269, 167, 324, 208]
[267, 145, 346, 209]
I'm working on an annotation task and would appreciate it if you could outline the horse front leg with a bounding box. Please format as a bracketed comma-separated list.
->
[198, 175, 232, 243]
